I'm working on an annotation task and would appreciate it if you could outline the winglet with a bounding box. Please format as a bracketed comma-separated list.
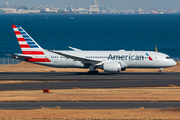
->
[68, 46, 82, 51]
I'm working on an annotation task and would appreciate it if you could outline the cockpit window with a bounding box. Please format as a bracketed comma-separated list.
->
[166, 56, 172, 59]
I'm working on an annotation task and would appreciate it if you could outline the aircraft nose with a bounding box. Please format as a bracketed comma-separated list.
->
[172, 60, 177, 66]
[165, 59, 176, 67]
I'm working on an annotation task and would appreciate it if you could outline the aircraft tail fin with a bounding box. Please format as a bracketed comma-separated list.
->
[12, 25, 45, 55]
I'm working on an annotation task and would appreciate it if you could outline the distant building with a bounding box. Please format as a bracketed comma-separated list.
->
[0, 9, 5, 14]
[19, 6, 28, 10]
[4, 2, 9, 8]
[89, 5, 99, 13]
[92, 0, 98, 5]
[4, 8, 16, 13]
[100, 5, 108, 13]
[138, 8, 144, 14]
[152, 11, 158, 14]
[104, 5, 108, 11]
[76, 8, 88, 14]
[58, 8, 66, 13]
[70, 5, 76, 12]
[100, 5, 104, 11]
[71, 5, 73, 11]
[16, 9, 40, 14]
[58, 8, 69, 13]
[89, 0, 99, 13]
[40, 8, 57, 13]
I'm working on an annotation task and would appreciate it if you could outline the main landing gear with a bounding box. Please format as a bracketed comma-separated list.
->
[158, 68, 164, 75]
[87, 70, 99, 75]
[87, 65, 99, 75]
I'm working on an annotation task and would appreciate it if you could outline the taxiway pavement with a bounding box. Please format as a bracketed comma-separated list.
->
[1, 72, 180, 81]
[0, 72, 180, 90]
[1, 101, 180, 109]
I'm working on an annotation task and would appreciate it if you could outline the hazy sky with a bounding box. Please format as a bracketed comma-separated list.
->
[1, 0, 180, 10]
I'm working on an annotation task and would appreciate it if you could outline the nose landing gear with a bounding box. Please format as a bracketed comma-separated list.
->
[158, 71, 162, 75]
[158, 68, 164, 75]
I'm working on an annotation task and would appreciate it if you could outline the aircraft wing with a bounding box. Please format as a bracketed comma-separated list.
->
[48, 50, 102, 64]
[68, 46, 82, 51]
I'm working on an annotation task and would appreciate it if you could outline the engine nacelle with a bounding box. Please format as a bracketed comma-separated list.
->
[103, 62, 121, 73]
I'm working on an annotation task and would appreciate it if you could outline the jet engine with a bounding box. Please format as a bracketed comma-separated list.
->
[103, 62, 122, 72]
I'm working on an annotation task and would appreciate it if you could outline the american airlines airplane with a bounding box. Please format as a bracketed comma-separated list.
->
[10, 25, 176, 74]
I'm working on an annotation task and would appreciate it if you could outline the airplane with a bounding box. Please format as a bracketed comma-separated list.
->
[10, 25, 176, 74]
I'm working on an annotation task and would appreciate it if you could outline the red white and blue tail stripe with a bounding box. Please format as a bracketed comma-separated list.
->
[12, 25, 44, 55]
[12, 25, 51, 62]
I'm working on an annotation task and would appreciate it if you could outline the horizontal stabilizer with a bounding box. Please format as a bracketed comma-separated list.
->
[6, 54, 32, 59]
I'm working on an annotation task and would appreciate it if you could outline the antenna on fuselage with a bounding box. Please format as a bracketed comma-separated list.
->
[155, 45, 158, 52]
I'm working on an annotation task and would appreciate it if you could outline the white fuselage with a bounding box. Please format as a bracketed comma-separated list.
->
[31, 50, 176, 69]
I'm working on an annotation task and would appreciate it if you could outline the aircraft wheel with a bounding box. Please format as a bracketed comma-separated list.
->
[158, 71, 162, 75]
[87, 71, 92, 75]
[94, 70, 99, 74]
[87, 70, 99, 75]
